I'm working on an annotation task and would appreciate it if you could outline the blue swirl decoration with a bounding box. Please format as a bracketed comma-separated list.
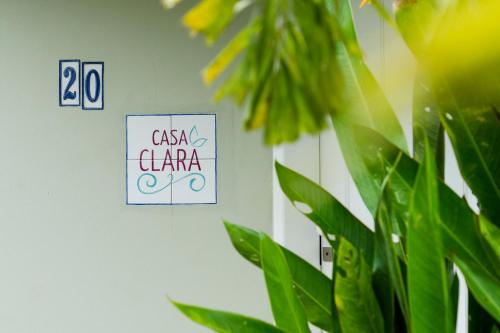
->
[189, 126, 208, 148]
[137, 172, 206, 194]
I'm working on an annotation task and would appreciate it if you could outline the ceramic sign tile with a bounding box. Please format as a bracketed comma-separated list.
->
[171, 114, 216, 159]
[82, 62, 104, 110]
[171, 159, 216, 204]
[127, 115, 172, 160]
[127, 159, 173, 205]
[59, 60, 81, 107]
[126, 114, 217, 205]
[59, 60, 104, 110]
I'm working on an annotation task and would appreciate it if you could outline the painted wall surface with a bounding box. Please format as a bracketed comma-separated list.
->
[0, 1, 273, 332]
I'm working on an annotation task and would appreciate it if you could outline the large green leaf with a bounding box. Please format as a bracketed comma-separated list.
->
[172, 301, 285, 333]
[332, 0, 361, 56]
[468, 291, 498, 333]
[333, 119, 383, 216]
[260, 234, 311, 333]
[413, 74, 444, 175]
[375, 190, 410, 327]
[479, 215, 500, 262]
[331, 44, 408, 215]
[408, 140, 453, 333]
[352, 126, 500, 279]
[275, 161, 375, 264]
[436, 83, 500, 225]
[223, 221, 334, 332]
[325, 0, 407, 216]
[449, 273, 460, 330]
[334, 238, 385, 333]
[371, 265, 394, 333]
[394, 0, 442, 56]
[333, 0, 407, 152]
[453, 255, 500, 322]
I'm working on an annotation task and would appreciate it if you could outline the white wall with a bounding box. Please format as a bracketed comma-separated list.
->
[0, 1, 273, 332]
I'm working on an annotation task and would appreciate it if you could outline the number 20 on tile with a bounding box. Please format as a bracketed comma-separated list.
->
[59, 60, 104, 110]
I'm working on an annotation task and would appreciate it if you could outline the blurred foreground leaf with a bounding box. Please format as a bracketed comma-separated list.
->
[182, 0, 239, 43]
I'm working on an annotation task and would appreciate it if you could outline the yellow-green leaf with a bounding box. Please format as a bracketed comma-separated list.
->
[203, 21, 259, 85]
[479, 215, 500, 263]
[335, 238, 384, 333]
[183, 0, 237, 43]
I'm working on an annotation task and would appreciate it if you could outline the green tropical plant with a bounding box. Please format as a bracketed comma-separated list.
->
[165, 0, 500, 331]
